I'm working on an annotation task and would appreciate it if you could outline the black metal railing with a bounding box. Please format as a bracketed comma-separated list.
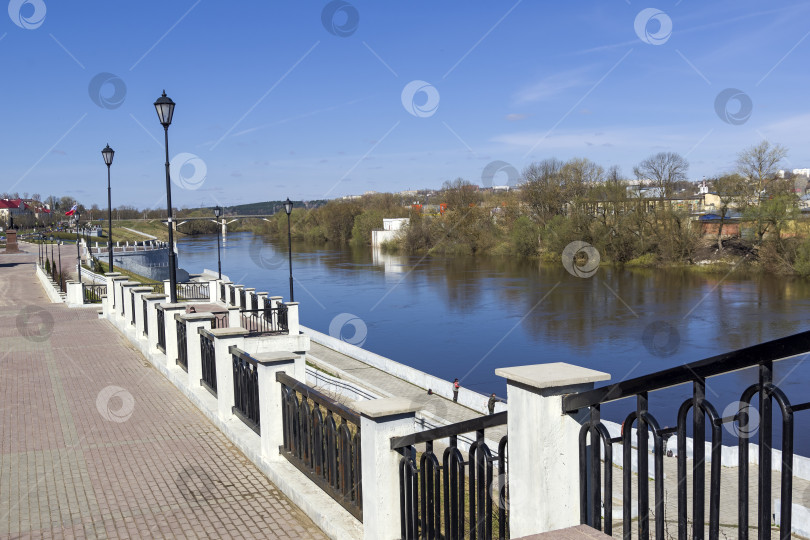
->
[564, 330, 810, 540]
[220, 282, 226, 303]
[230, 347, 260, 433]
[142, 297, 149, 336]
[392, 412, 509, 540]
[82, 284, 106, 304]
[212, 312, 229, 329]
[240, 288, 246, 309]
[156, 307, 166, 353]
[240, 306, 288, 336]
[177, 282, 210, 301]
[251, 293, 259, 311]
[200, 331, 217, 396]
[277, 372, 363, 521]
[176, 319, 188, 372]
[147, 282, 164, 294]
[130, 291, 136, 326]
[229, 285, 236, 306]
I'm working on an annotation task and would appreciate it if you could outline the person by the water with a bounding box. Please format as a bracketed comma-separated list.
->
[453, 378, 460, 402]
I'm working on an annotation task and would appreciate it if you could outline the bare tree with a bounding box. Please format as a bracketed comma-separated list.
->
[709, 174, 745, 250]
[736, 141, 788, 242]
[633, 152, 689, 200]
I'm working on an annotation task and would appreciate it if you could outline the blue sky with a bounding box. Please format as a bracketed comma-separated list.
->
[2, 1, 809, 209]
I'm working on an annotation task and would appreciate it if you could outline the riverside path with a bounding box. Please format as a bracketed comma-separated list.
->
[0, 246, 326, 539]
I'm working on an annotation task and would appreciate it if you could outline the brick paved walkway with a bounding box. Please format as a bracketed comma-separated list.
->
[0, 247, 326, 539]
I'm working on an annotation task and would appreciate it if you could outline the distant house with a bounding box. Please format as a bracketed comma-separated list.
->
[371, 218, 409, 247]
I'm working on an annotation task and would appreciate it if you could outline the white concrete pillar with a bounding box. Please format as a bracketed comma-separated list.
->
[234, 285, 245, 309]
[354, 398, 421, 540]
[227, 305, 241, 328]
[121, 283, 141, 330]
[181, 313, 216, 390]
[207, 328, 248, 421]
[160, 303, 187, 368]
[145, 294, 168, 355]
[494, 363, 610, 536]
[131, 286, 154, 339]
[163, 279, 171, 296]
[102, 273, 121, 318]
[285, 302, 299, 335]
[208, 280, 219, 303]
[253, 352, 298, 461]
[244, 288, 256, 310]
[65, 281, 83, 306]
[268, 295, 283, 309]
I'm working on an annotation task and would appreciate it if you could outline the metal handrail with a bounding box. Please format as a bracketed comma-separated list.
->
[563, 329, 810, 412]
[391, 411, 507, 450]
[276, 372, 361, 426]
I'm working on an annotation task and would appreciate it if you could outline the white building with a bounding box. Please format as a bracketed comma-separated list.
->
[371, 218, 409, 247]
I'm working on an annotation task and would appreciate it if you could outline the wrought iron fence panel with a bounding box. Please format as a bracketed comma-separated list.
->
[200, 333, 217, 396]
[177, 282, 210, 301]
[229, 285, 236, 306]
[156, 308, 166, 352]
[277, 372, 362, 521]
[564, 331, 810, 540]
[82, 284, 106, 304]
[392, 412, 509, 540]
[220, 282, 225, 303]
[239, 307, 288, 336]
[230, 348, 259, 433]
[130, 291, 136, 326]
[251, 294, 258, 311]
[239, 288, 246, 309]
[176, 319, 188, 372]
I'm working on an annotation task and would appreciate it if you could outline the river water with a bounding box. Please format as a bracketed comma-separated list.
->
[177, 231, 810, 453]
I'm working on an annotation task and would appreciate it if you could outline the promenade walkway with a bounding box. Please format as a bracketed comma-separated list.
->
[0, 246, 325, 539]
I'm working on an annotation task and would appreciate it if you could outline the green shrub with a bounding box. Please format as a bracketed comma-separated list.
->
[510, 216, 539, 256]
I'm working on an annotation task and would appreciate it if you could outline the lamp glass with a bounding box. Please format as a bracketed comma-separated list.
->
[154, 91, 175, 127]
[214, 206, 221, 218]
[102, 144, 114, 166]
[284, 198, 293, 215]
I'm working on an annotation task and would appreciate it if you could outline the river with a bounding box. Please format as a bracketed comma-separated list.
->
[177, 231, 810, 453]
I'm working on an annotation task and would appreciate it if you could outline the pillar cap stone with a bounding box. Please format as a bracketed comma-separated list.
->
[353, 397, 420, 419]
[495, 363, 609, 389]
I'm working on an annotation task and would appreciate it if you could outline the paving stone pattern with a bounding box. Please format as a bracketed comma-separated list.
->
[0, 248, 326, 539]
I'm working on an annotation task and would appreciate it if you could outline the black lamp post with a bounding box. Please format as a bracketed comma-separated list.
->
[214, 205, 222, 280]
[284, 198, 294, 302]
[154, 90, 178, 303]
[75, 210, 82, 284]
[102, 144, 114, 271]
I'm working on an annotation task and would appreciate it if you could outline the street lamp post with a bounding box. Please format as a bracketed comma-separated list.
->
[76, 211, 82, 284]
[57, 241, 62, 289]
[284, 198, 294, 302]
[154, 90, 178, 303]
[214, 206, 222, 280]
[102, 144, 115, 271]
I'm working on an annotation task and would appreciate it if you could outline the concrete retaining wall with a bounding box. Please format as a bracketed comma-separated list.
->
[301, 325, 506, 415]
